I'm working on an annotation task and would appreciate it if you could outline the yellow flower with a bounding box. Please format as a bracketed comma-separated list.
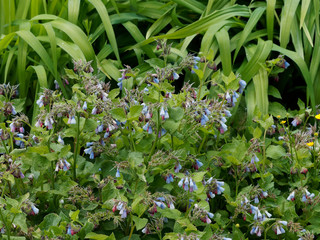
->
[280, 120, 286, 124]
[315, 114, 320, 120]
[315, 133, 319, 136]
[307, 142, 314, 147]
[277, 115, 281, 118]
[235, 224, 240, 228]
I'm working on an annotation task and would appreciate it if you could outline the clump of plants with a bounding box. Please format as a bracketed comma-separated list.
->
[0, 43, 319, 240]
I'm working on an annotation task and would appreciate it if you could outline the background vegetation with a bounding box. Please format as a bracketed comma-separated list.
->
[1, 0, 320, 239]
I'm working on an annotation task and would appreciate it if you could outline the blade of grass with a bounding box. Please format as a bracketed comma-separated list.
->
[68, 0, 80, 24]
[128, 5, 250, 48]
[253, 67, 269, 115]
[37, 35, 86, 61]
[290, 14, 304, 58]
[0, 33, 16, 54]
[266, 0, 276, 40]
[99, 59, 121, 80]
[238, 39, 272, 82]
[233, 7, 265, 62]
[310, 33, 320, 83]
[245, 82, 256, 123]
[216, 27, 232, 76]
[27, 65, 48, 127]
[200, 21, 229, 55]
[15, 30, 68, 97]
[279, 0, 300, 48]
[43, 23, 58, 79]
[300, 0, 311, 28]
[89, 13, 149, 43]
[146, 5, 174, 39]
[88, 0, 120, 63]
[97, 44, 113, 61]
[171, 0, 205, 14]
[123, 21, 156, 59]
[4, 47, 16, 84]
[15, 0, 31, 20]
[314, 0, 320, 35]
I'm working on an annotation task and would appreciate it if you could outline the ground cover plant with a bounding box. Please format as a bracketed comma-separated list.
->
[1, 42, 320, 240]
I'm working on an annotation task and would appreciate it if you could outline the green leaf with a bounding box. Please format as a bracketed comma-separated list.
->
[266, 145, 286, 159]
[168, 107, 184, 122]
[158, 208, 181, 219]
[163, 120, 180, 134]
[85, 232, 109, 240]
[69, 209, 80, 221]
[132, 216, 148, 230]
[38, 213, 61, 230]
[268, 85, 282, 99]
[253, 127, 262, 139]
[128, 105, 143, 121]
[110, 108, 126, 122]
[192, 171, 206, 182]
[108, 89, 120, 100]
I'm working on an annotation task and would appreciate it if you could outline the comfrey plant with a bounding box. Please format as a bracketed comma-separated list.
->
[0, 46, 319, 239]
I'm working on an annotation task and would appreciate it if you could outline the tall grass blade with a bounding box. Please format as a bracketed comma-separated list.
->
[252, 68, 269, 115]
[15, 30, 67, 97]
[68, 0, 80, 24]
[88, 0, 120, 63]
[233, 7, 265, 62]
[238, 39, 272, 82]
[300, 0, 311, 28]
[3, 47, 16, 84]
[28, 65, 48, 127]
[129, 5, 250, 48]
[279, 0, 300, 48]
[216, 27, 232, 76]
[266, 0, 276, 40]
[37, 36, 86, 61]
[171, 0, 205, 14]
[123, 21, 156, 59]
[146, 6, 174, 39]
[16, 0, 31, 20]
[290, 14, 304, 58]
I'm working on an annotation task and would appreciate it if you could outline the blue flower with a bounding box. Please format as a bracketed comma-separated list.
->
[70, 116, 76, 124]
[116, 168, 120, 178]
[238, 79, 247, 94]
[58, 135, 64, 145]
[82, 101, 87, 111]
[224, 109, 232, 117]
[173, 72, 179, 80]
[153, 77, 159, 84]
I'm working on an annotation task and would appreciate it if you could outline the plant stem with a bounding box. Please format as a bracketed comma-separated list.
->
[0, 209, 10, 240]
[262, 129, 267, 173]
[198, 133, 207, 153]
[73, 113, 81, 181]
[0, 138, 9, 155]
[47, 131, 54, 190]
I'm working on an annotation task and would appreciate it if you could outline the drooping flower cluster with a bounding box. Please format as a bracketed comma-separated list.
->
[205, 178, 225, 200]
[112, 201, 128, 219]
[178, 176, 198, 192]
